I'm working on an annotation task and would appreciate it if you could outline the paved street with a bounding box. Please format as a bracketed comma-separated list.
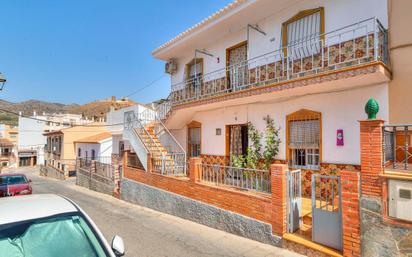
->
[8, 167, 302, 257]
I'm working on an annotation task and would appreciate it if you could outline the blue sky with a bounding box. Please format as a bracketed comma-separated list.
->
[0, 0, 232, 104]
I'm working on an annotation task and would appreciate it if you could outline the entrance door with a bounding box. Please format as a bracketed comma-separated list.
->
[227, 42, 248, 90]
[188, 127, 201, 157]
[311, 174, 342, 251]
[227, 124, 248, 165]
[19, 157, 30, 167]
[287, 169, 302, 233]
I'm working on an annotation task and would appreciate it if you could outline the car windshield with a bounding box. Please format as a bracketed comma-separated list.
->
[0, 175, 27, 185]
[0, 214, 108, 257]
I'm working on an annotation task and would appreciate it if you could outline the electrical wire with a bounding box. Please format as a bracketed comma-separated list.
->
[0, 73, 168, 127]
[121, 74, 167, 98]
[0, 108, 126, 127]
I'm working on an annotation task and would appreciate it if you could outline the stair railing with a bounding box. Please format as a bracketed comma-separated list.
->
[124, 111, 149, 170]
[124, 110, 161, 171]
[153, 113, 187, 176]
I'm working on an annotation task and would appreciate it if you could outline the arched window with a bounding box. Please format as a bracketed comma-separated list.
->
[286, 109, 321, 170]
[91, 149, 96, 160]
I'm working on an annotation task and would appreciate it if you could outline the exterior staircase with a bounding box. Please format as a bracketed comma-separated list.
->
[123, 109, 186, 175]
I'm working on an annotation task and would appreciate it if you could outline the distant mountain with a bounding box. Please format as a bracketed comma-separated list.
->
[0, 97, 136, 126]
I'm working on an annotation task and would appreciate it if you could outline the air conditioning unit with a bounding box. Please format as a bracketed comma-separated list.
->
[165, 59, 177, 75]
[389, 179, 412, 222]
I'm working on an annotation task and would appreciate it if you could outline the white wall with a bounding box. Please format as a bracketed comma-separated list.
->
[172, 84, 389, 165]
[171, 0, 388, 86]
[76, 138, 113, 164]
[18, 117, 46, 149]
[18, 117, 47, 164]
[106, 104, 149, 133]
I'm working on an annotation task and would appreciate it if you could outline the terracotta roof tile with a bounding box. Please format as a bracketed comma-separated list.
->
[74, 132, 112, 144]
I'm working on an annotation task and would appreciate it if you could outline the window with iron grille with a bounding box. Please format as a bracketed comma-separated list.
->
[282, 7, 324, 58]
[287, 111, 321, 170]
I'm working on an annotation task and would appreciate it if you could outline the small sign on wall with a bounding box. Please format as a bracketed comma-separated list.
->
[216, 128, 221, 136]
[337, 129, 344, 146]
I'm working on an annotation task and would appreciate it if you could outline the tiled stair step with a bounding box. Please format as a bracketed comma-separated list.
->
[302, 213, 312, 226]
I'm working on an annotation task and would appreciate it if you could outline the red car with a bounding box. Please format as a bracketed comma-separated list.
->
[0, 173, 32, 197]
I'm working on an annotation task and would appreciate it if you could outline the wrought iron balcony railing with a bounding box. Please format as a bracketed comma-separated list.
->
[156, 18, 388, 120]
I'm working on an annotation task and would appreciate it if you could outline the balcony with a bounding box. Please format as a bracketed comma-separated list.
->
[158, 18, 388, 119]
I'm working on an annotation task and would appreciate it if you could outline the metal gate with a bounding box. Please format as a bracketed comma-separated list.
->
[311, 174, 342, 251]
[287, 169, 302, 233]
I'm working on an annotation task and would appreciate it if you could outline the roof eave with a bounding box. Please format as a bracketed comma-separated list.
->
[151, 0, 251, 60]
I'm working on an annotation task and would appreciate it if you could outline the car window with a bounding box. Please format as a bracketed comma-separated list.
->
[0, 175, 27, 185]
[0, 214, 108, 257]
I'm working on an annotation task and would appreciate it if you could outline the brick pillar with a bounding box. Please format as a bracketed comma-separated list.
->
[91, 160, 97, 173]
[359, 119, 384, 197]
[123, 150, 129, 168]
[271, 163, 288, 236]
[341, 170, 361, 257]
[147, 153, 153, 173]
[113, 164, 120, 198]
[189, 157, 202, 183]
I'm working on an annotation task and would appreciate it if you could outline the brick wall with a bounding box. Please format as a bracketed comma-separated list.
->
[341, 170, 361, 257]
[123, 152, 287, 236]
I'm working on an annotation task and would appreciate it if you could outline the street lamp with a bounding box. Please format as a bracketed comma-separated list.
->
[0, 73, 6, 91]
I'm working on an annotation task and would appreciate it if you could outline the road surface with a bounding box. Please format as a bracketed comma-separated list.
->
[9, 167, 303, 257]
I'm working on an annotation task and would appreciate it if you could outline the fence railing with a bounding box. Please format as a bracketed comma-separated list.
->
[199, 163, 271, 193]
[77, 157, 116, 180]
[155, 17, 388, 116]
[383, 125, 412, 171]
[77, 158, 92, 170]
[152, 153, 186, 176]
[95, 161, 115, 180]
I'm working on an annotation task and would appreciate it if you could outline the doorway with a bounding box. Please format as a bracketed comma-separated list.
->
[226, 124, 248, 164]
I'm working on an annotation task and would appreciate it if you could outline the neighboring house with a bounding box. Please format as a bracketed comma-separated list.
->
[119, 1, 412, 256]
[17, 112, 92, 167]
[74, 132, 112, 164]
[0, 124, 18, 167]
[0, 138, 16, 167]
[106, 104, 149, 162]
[44, 123, 107, 164]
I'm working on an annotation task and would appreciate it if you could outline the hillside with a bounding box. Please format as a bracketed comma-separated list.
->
[0, 97, 136, 125]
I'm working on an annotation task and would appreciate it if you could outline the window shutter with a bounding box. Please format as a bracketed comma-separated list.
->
[289, 119, 320, 149]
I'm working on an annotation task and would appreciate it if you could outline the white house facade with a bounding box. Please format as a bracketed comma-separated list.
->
[150, 0, 390, 172]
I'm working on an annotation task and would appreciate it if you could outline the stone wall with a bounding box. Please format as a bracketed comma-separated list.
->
[121, 177, 282, 246]
[39, 165, 66, 180]
[361, 195, 412, 257]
